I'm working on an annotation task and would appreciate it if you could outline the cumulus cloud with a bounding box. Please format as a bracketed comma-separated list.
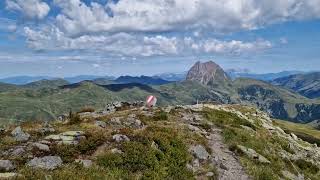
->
[24, 25, 272, 57]
[6, 0, 50, 19]
[23, 26, 180, 57]
[7, 0, 320, 58]
[51, 0, 320, 36]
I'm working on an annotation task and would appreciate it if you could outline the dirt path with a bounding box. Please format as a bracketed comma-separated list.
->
[206, 127, 250, 180]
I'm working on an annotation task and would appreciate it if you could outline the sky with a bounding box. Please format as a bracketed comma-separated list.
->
[0, 0, 320, 78]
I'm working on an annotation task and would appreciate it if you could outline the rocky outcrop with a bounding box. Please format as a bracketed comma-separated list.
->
[236, 145, 271, 164]
[44, 131, 85, 145]
[0, 160, 15, 172]
[27, 156, 63, 170]
[112, 134, 130, 142]
[189, 145, 210, 161]
[186, 61, 230, 86]
[11, 127, 30, 142]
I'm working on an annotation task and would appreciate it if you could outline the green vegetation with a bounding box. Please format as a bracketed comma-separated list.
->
[275, 120, 320, 145]
[15, 108, 206, 180]
[203, 108, 320, 180]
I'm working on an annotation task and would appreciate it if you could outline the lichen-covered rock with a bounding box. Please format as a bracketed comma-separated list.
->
[291, 133, 298, 141]
[237, 145, 271, 164]
[27, 156, 62, 170]
[44, 131, 85, 145]
[111, 148, 123, 154]
[189, 145, 210, 161]
[75, 159, 92, 168]
[60, 131, 85, 137]
[0, 173, 20, 179]
[112, 134, 130, 142]
[32, 143, 50, 152]
[95, 121, 107, 128]
[11, 126, 30, 142]
[0, 160, 15, 172]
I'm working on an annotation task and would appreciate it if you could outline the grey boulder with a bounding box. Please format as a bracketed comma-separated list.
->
[27, 156, 63, 170]
[112, 134, 130, 142]
[0, 160, 15, 172]
[189, 145, 210, 161]
[11, 127, 30, 142]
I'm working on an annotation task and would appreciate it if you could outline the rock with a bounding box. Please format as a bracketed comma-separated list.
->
[0, 173, 19, 179]
[45, 131, 85, 145]
[189, 145, 210, 161]
[45, 135, 61, 141]
[11, 147, 26, 156]
[27, 156, 63, 170]
[95, 121, 107, 128]
[151, 141, 159, 150]
[11, 126, 30, 142]
[112, 134, 130, 142]
[60, 131, 85, 137]
[124, 114, 143, 128]
[188, 124, 201, 132]
[291, 133, 298, 141]
[111, 148, 123, 154]
[275, 126, 285, 134]
[240, 125, 255, 132]
[206, 172, 215, 177]
[0, 160, 15, 172]
[75, 159, 92, 168]
[38, 122, 55, 134]
[38, 127, 56, 134]
[113, 101, 122, 108]
[32, 143, 50, 152]
[281, 170, 304, 180]
[110, 117, 122, 125]
[220, 162, 229, 170]
[237, 145, 271, 164]
[0, 128, 5, 134]
[39, 140, 51, 145]
[186, 61, 230, 86]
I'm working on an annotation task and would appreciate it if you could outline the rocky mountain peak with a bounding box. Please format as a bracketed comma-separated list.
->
[186, 61, 230, 86]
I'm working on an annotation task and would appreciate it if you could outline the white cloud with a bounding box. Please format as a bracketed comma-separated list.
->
[201, 39, 272, 55]
[6, 0, 50, 19]
[23, 26, 179, 57]
[51, 0, 320, 36]
[9, 0, 320, 58]
[24, 25, 272, 57]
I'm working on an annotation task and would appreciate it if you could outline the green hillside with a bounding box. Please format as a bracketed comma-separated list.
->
[272, 72, 320, 99]
[232, 78, 320, 123]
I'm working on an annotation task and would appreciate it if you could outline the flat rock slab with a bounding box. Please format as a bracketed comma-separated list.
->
[27, 156, 63, 170]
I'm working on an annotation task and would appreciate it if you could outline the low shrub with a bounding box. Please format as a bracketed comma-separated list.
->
[153, 110, 168, 121]
[78, 107, 95, 113]
[68, 111, 81, 125]
[294, 159, 319, 174]
[97, 127, 193, 179]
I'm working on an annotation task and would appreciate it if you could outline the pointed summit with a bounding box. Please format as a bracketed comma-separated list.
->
[186, 61, 230, 86]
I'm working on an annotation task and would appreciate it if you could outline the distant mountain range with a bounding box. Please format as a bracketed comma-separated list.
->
[0, 75, 115, 85]
[226, 70, 304, 81]
[272, 72, 320, 99]
[0, 69, 310, 85]
[1, 61, 320, 125]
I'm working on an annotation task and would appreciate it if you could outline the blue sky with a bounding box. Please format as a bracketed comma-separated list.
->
[0, 0, 320, 78]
